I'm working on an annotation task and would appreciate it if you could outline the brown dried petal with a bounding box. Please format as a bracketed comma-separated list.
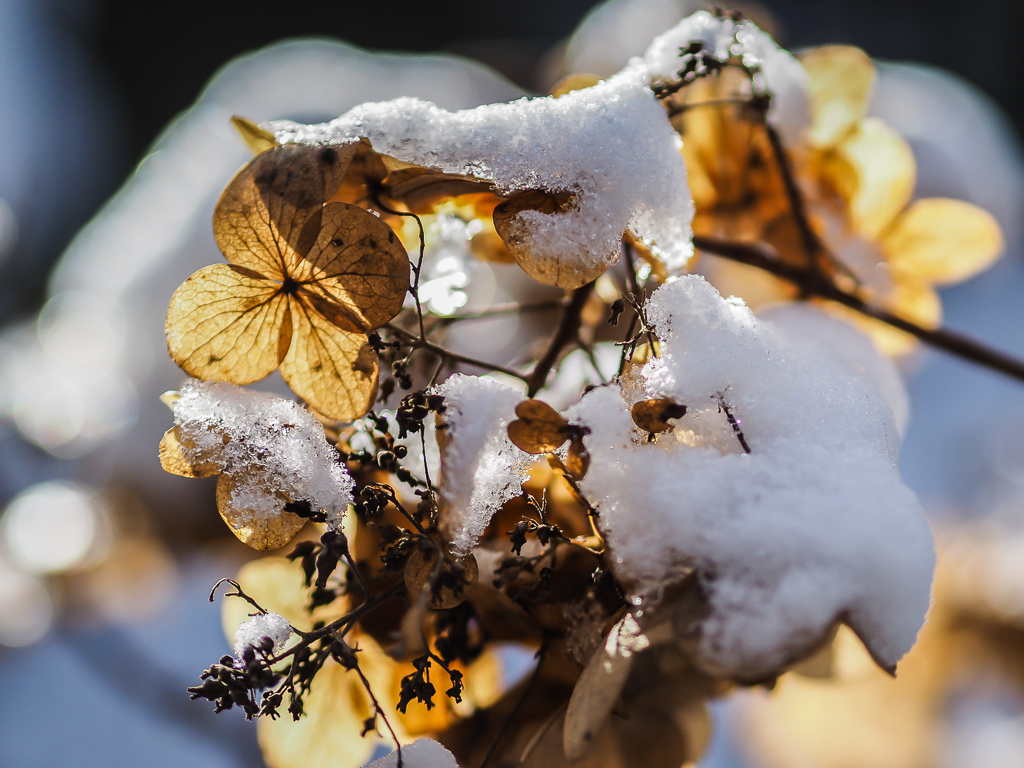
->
[565, 436, 590, 481]
[493, 190, 605, 289]
[292, 201, 411, 331]
[631, 398, 688, 434]
[215, 474, 307, 551]
[563, 627, 635, 762]
[158, 426, 219, 478]
[507, 399, 571, 454]
[278, 296, 379, 422]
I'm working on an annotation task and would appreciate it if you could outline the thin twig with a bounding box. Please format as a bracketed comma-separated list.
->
[693, 235, 1024, 385]
[526, 282, 596, 397]
[439, 300, 562, 323]
[385, 323, 530, 383]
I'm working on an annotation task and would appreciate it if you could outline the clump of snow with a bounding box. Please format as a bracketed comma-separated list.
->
[233, 612, 293, 658]
[269, 67, 694, 278]
[368, 739, 459, 768]
[432, 375, 530, 556]
[567, 276, 933, 678]
[642, 10, 811, 144]
[172, 380, 354, 529]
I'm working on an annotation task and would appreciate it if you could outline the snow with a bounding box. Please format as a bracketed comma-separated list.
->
[268, 66, 694, 280]
[432, 375, 530, 556]
[172, 380, 354, 530]
[566, 276, 934, 678]
[232, 612, 292, 658]
[367, 739, 459, 768]
[642, 10, 811, 144]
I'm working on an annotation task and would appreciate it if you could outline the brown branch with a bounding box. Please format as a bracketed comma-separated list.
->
[384, 323, 530, 384]
[526, 282, 596, 397]
[693, 235, 1024, 384]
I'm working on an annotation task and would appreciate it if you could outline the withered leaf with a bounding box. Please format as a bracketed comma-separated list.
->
[507, 399, 571, 454]
[563, 633, 635, 763]
[216, 474, 307, 551]
[215, 143, 361, 278]
[630, 398, 688, 434]
[158, 426, 218, 478]
[493, 190, 606, 289]
[404, 547, 479, 610]
[565, 436, 590, 481]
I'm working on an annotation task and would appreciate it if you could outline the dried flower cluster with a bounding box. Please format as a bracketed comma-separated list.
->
[159, 9, 1006, 768]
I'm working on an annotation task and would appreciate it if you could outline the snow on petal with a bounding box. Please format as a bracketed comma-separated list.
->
[172, 380, 354, 530]
[268, 67, 694, 277]
[567, 276, 933, 679]
[433, 374, 530, 556]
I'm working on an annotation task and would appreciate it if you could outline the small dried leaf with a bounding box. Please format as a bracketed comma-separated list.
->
[493, 190, 605, 289]
[278, 299, 379, 421]
[565, 436, 590, 481]
[882, 197, 1003, 286]
[159, 426, 218, 478]
[565, 614, 634, 765]
[230, 115, 278, 154]
[820, 117, 916, 240]
[800, 46, 876, 149]
[165, 264, 289, 384]
[215, 474, 307, 551]
[404, 547, 479, 610]
[507, 399, 571, 454]
[631, 398, 688, 434]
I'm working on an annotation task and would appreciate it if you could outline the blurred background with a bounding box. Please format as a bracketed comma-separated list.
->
[3, 0, 1024, 766]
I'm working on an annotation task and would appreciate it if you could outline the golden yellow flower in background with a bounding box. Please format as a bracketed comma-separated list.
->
[677, 45, 1004, 356]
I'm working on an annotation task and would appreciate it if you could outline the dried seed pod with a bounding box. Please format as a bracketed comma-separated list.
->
[630, 398, 689, 434]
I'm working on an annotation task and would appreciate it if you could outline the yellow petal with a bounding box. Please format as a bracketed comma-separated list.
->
[882, 197, 1004, 285]
[258, 658, 378, 768]
[820, 117, 916, 241]
[165, 264, 289, 384]
[158, 426, 218, 478]
[294, 201, 410, 331]
[216, 474, 307, 551]
[215, 144, 363, 278]
[279, 296, 378, 421]
[800, 46, 876, 149]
